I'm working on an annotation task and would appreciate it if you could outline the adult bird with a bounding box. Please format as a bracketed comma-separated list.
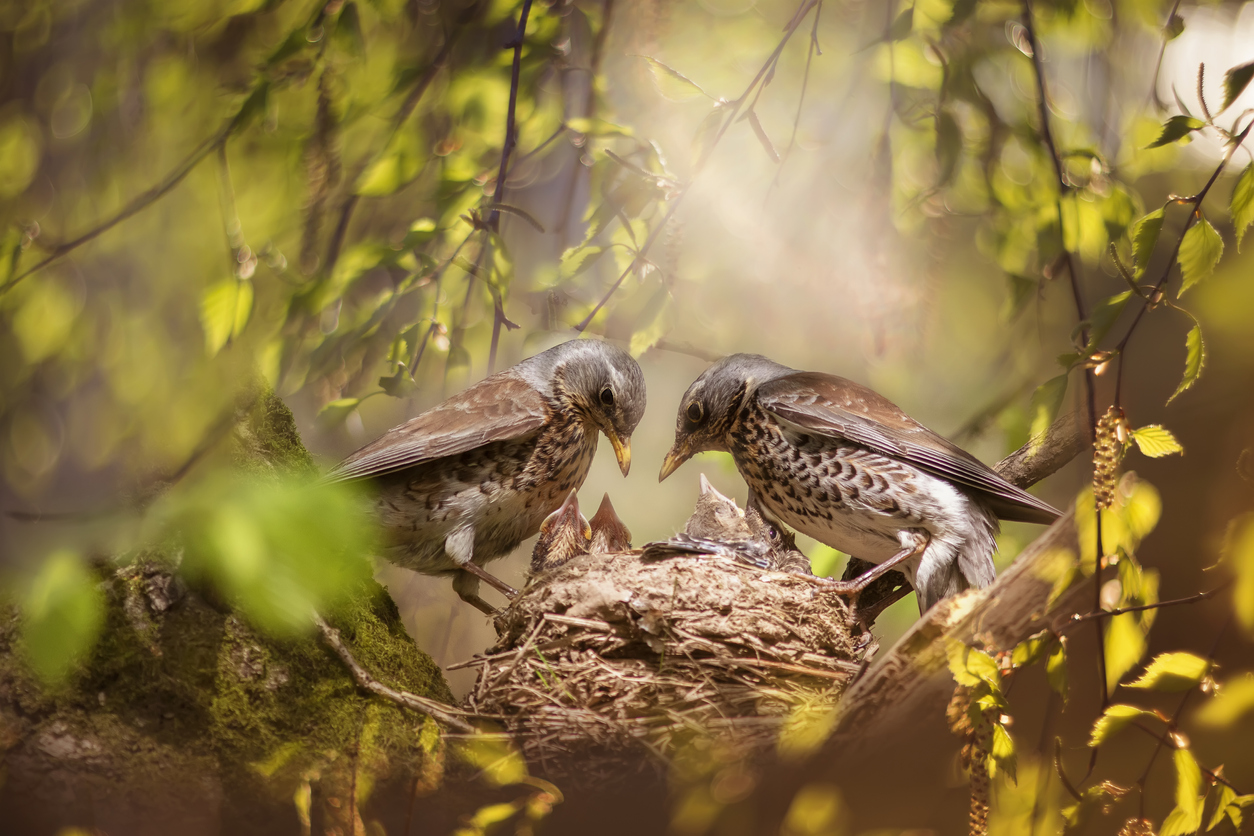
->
[659, 354, 1060, 611]
[326, 339, 646, 614]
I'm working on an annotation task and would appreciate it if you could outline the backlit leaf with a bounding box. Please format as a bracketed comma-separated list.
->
[1047, 641, 1068, 702]
[1167, 324, 1206, 404]
[1105, 612, 1147, 690]
[1089, 704, 1154, 746]
[200, 278, 253, 357]
[1126, 652, 1210, 691]
[946, 641, 1002, 692]
[747, 110, 780, 163]
[21, 551, 105, 684]
[640, 56, 713, 101]
[1132, 208, 1164, 272]
[989, 723, 1016, 782]
[1130, 425, 1184, 458]
[1232, 163, 1254, 250]
[1145, 115, 1205, 148]
[1223, 513, 1254, 633]
[1195, 673, 1254, 728]
[1222, 60, 1254, 112]
[1177, 217, 1223, 295]
[1160, 748, 1204, 836]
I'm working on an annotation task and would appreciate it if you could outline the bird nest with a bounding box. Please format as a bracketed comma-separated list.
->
[455, 549, 863, 778]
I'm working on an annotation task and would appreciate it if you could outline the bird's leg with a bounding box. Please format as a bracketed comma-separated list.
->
[445, 526, 518, 612]
[452, 571, 499, 616]
[824, 530, 930, 626]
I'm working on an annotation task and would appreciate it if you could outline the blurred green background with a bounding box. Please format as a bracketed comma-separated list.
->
[2, 0, 1254, 831]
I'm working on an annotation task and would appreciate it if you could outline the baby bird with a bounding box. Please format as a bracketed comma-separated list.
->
[641, 475, 773, 569]
[589, 493, 633, 553]
[529, 489, 592, 576]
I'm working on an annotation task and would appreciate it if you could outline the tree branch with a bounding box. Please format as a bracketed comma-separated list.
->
[314, 614, 477, 733]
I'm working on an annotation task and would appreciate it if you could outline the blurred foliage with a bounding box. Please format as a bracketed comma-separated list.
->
[1, 0, 1254, 831]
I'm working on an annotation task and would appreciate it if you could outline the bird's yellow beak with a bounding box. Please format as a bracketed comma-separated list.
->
[606, 429, 632, 477]
[658, 442, 690, 483]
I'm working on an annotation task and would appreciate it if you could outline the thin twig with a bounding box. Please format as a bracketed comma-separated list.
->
[314, 613, 477, 733]
[574, 0, 821, 331]
[767, 1, 822, 201]
[1112, 119, 1252, 405]
[1019, 0, 1108, 732]
[1134, 616, 1232, 816]
[1145, 0, 1185, 112]
[1063, 578, 1232, 629]
[487, 0, 534, 233]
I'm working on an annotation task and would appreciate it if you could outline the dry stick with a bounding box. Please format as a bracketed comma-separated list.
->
[554, 0, 617, 248]
[313, 614, 478, 733]
[766, 0, 822, 201]
[574, 0, 821, 331]
[1019, 1, 1109, 752]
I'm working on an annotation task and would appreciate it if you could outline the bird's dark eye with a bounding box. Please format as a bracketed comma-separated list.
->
[600, 387, 615, 406]
[686, 401, 703, 423]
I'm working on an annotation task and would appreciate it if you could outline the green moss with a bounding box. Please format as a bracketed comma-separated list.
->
[0, 387, 454, 821]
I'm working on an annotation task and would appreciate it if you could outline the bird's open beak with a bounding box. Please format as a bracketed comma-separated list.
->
[658, 441, 691, 483]
[606, 429, 632, 477]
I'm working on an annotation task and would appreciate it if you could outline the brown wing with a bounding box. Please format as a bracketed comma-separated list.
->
[325, 373, 549, 482]
[756, 372, 1061, 525]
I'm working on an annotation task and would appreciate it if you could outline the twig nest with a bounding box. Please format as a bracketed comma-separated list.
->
[460, 550, 863, 774]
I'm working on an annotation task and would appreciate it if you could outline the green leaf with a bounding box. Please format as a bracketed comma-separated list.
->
[21, 550, 105, 685]
[935, 109, 961, 186]
[888, 7, 914, 41]
[357, 132, 426, 196]
[199, 278, 254, 357]
[1146, 115, 1206, 148]
[1167, 325, 1206, 404]
[1132, 208, 1165, 272]
[988, 722, 1016, 782]
[332, 1, 365, 57]
[1126, 652, 1210, 691]
[1089, 704, 1155, 746]
[1177, 217, 1224, 295]
[946, 641, 1002, 692]
[1160, 748, 1205, 836]
[1086, 290, 1133, 349]
[1029, 374, 1068, 451]
[1209, 783, 1236, 832]
[640, 56, 712, 101]
[1196, 674, 1254, 728]
[1011, 630, 1055, 668]
[1232, 163, 1254, 251]
[1164, 14, 1185, 40]
[1005, 273, 1037, 319]
[1222, 60, 1254, 112]
[1046, 641, 1068, 702]
[1224, 514, 1254, 633]
[1105, 612, 1147, 690]
[1130, 425, 1184, 458]
[946, 0, 978, 25]
[565, 116, 633, 137]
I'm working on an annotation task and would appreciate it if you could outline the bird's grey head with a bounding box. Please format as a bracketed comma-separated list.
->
[529, 340, 646, 476]
[659, 353, 793, 482]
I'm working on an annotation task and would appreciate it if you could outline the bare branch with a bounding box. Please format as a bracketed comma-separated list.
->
[314, 614, 477, 733]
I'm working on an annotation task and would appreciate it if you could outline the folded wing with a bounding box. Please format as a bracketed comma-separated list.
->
[757, 372, 1061, 525]
[325, 373, 550, 482]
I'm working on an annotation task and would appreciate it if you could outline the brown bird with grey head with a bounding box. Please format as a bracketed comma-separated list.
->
[326, 339, 646, 614]
[660, 354, 1061, 611]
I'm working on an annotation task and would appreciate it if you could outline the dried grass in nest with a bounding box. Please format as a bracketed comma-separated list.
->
[455, 550, 864, 777]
